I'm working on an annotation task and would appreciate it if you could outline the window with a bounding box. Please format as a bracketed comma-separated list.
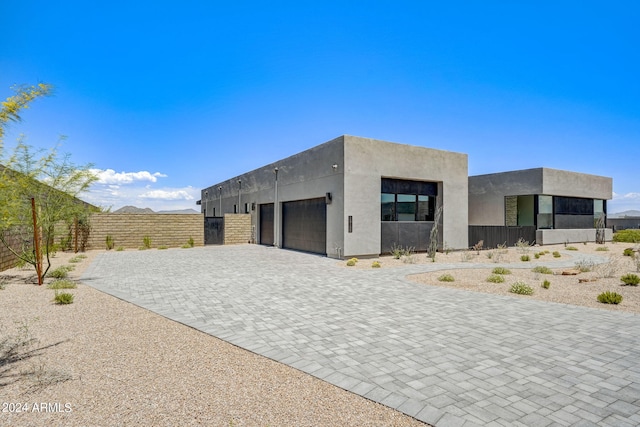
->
[537, 195, 553, 229]
[555, 197, 594, 215]
[380, 179, 437, 222]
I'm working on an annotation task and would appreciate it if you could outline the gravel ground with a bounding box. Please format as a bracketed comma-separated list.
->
[0, 250, 427, 427]
[352, 242, 640, 314]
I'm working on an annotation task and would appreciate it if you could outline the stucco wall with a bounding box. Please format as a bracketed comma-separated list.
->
[469, 168, 613, 226]
[87, 213, 204, 250]
[201, 136, 345, 257]
[343, 136, 469, 255]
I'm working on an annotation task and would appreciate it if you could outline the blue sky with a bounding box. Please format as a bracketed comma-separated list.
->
[1, 1, 639, 213]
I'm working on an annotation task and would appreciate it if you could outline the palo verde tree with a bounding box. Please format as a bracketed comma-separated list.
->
[0, 84, 98, 283]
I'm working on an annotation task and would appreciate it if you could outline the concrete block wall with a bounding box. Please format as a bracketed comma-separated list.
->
[87, 213, 204, 250]
[224, 214, 252, 245]
[0, 231, 23, 272]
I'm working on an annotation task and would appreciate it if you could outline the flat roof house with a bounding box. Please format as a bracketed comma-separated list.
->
[200, 135, 469, 258]
[468, 168, 613, 245]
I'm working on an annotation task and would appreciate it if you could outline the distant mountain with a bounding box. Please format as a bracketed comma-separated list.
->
[609, 210, 640, 218]
[112, 206, 200, 214]
[113, 206, 155, 214]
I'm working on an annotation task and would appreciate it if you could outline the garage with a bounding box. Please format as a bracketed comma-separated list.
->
[260, 203, 274, 246]
[282, 198, 327, 255]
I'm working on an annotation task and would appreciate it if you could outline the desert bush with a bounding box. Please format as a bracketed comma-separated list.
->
[520, 255, 530, 262]
[620, 273, 640, 286]
[116, 246, 124, 251]
[485, 250, 494, 260]
[0, 277, 7, 290]
[510, 282, 533, 295]
[187, 236, 195, 248]
[346, 258, 358, 267]
[47, 279, 77, 289]
[438, 274, 455, 282]
[595, 256, 622, 279]
[623, 248, 635, 257]
[460, 250, 474, 262]
[534, 253, 540, 259]
[541, 280, 551, 289]
[142, 235, 152, 249]
[486, 274, 505, 283]
[371, 261, 381, 268]
[69, 255, 86, 263]
[613, 229, 640, 243]
[46, 265, 73, 279]
[566, 246, 578, 251]
[515, 238, 532, 254]
[492, 267, 511, 275]
[105, 235, 115, 250]
[552, 251, 561, 258]
[597, 291, 623, 304]
[595, 246, 609, 252]
[53, 291, 74, 305]
[158, 245, 169, 250]
[532, 266, 553, 274]
[575, 259, 595, 272]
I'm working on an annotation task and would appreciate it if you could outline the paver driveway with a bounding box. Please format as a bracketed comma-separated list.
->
[82, 245, 640, 426]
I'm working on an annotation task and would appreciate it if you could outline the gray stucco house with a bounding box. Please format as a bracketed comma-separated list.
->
[468, 168, 613, 245]
[200, 135, 613, 257]
[200, 135, 468, 258]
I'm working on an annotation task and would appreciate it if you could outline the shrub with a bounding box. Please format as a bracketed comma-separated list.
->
[532, 266, 553, 274]
[116, 246, 124, 251]
[486, 274, 505, 283]
[0, 277, 7, 290]
[595, 246, 609, 252]
[438, 274, 455, 282]
[346, 258, 358, 267]
[158, 245, 169, 250]
[53, 291, 74, 305]
[520, 255, 530, 262]
[515, 238, 532, 254]
[552, 251, 561, 258]
[595, 256, 621, 279]
[541, 279, 551, 289]
[460, 250, 474, 262]
[69, 256, 85, 263]
[142, 236, 152, 249]
[566, 246, 578, 251]
[371, 261, 381, 268]
[620, 274, 640, 286]
[623, 248, 635, 257]
[575, 259, 595, 272]
[187, 237, 195, 248]
[510, 282, 533, 295]
[597, 291, 623, 304]
[492, 267, 511, 275]
[105, 235, 115, 250]
[613, 229, 640, 243]
[534, 253, 540, 259]
[46, 266, 73, 279]
[47, 279, 77, 289]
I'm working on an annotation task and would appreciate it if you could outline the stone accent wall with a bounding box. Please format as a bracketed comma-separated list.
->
[505, 196, 517, 226]
[0, 231, 23, 272]
[87, 213, 204, 250]
[223, 214, 252, 245]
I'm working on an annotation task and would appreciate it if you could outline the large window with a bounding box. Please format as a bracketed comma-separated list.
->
[537, 195, 553, 229]
[381, 178, 437, 222]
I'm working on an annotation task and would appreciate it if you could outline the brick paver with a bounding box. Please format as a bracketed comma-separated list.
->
[82, 245, 640, 426]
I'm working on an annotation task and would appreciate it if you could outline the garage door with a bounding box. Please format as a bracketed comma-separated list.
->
[260, 203, 274, 246]
[282, 198, 326, 255]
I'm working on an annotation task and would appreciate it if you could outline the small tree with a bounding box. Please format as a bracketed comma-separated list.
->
[428, 205, 443, 262]
[0, 84, 97, 283]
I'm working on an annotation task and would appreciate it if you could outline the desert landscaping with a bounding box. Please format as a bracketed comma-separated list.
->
[1, 240, 639, 426]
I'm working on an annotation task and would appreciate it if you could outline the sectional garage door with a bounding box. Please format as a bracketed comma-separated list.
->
[282, 198, 326, 255]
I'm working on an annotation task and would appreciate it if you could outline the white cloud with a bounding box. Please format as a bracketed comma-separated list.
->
[91, 169, 168, 185]
[613, 192, 640, 200]
[139, 189, 195, 201]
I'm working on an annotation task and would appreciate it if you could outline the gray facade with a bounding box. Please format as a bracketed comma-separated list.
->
[469, 168, 613, 245]
[201, 135, 469, 258]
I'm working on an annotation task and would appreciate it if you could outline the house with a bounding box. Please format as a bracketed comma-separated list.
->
[200, 135, 469, 258]
[468, 168, 613, 246]
[200, 136, 613, 257]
